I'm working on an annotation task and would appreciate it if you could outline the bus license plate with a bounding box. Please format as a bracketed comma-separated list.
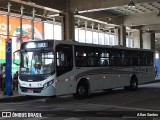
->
[27, 90, 33, 93]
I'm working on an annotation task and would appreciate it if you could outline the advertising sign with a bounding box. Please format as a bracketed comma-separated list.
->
[0, 15, 43, 74]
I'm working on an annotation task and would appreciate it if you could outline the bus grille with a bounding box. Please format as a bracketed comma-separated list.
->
[20, 87, 43, 93]
[19, 76, 44, 82]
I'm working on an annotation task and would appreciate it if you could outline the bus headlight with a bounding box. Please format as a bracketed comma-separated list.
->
[43, 80, 54, 89]
[43, 83, 48, 89]
[48, 80, 53, 86]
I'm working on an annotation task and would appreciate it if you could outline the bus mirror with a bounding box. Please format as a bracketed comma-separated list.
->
[13, 50, 20, 66]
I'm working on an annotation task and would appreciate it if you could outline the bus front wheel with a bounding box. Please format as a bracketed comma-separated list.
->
[73, 82, 88, 99]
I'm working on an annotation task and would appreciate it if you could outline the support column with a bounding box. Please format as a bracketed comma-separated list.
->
[139, 29, 143, 49]
[151, 33, 155, 50]
[31, 8, 36, 40]
[132, 29, 140, 48]
[62, 12, 75, 41]
[7, 2, 11, 39]
[114, 28, 119, 45]
[20, 5, 24, 43]
[142, 32, 155, 50]
[119, 25, 126, 47]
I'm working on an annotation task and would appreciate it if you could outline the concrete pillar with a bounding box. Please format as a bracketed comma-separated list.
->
[139, 29, 143, 49]
[151, 33, 155, 50]
[142, 33, 155, 50]
[62, 12, 75, 41]
[132, 29, 140, 48]
[142, 33, 150, 49]
[114, 28, 119, 45]
[119, 25, 126, 47]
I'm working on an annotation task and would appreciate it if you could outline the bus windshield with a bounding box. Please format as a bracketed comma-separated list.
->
[20, 51, 54, 75]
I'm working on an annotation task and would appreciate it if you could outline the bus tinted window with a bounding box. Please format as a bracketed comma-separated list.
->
[139, 51, 147, 66]
[75, 46, 100, 67]
[87, 48, 100, 66]
[100, 49, 109, 66]
[75, 45, 153, 67]
[122, 50, 131, 66]
[110, 49, 122, 66]
[147, 52, 153, 66]
[75, 46, 87, 67]
[131, 51, 138, 66]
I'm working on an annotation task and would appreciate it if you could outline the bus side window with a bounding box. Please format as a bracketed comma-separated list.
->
[100, 49, 109, 66]
[103, 60, 108, 66]
[82, 57, 89, 66]
[75, 51, 83, 67]
[147, 52, 153, 66]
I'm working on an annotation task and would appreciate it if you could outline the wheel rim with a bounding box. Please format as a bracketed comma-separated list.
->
[132, 79, 137, 88]
[78, 86, 85, 96]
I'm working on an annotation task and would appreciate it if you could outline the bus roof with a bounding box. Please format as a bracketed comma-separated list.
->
[22, 39, 154, 52]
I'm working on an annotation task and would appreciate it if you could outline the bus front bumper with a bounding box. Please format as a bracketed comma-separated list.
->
[18, 85, 56, 96]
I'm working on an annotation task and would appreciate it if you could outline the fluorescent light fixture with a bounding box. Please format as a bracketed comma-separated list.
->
[128, 0, 135, 8]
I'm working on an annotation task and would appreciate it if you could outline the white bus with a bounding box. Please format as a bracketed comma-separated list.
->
[13, 39, 154, 99]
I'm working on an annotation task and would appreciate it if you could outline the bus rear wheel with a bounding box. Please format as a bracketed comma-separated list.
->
[130, 77, 138, 90]
[73, 82, 88, 99]
[124, 76, 138, 91]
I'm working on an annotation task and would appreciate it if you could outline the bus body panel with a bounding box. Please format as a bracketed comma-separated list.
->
[15, 39, 154, 97]
[136, 66, 155, 84]
[55, 71, 76, 95]
[70, 66, 154, 93]
[18, 75, 56, 96]
[18, 84, 56, 96]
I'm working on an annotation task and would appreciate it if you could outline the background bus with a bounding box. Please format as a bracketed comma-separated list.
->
[13, 39, 154, 99]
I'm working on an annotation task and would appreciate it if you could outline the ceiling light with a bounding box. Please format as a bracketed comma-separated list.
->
[128, 0, 135, 8]
[157, 9, 160, 18]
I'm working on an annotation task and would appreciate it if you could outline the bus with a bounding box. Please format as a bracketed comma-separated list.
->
[13, 39, 154, 99]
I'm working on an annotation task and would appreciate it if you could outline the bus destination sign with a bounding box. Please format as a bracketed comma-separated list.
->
[37, 42, 48, 48]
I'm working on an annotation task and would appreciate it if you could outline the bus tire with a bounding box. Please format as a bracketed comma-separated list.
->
[73, 82, 88, 99]
[124, 76, 138, 91]
[130, 76, 138, 91]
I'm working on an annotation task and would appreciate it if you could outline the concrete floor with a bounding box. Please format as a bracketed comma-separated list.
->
[0, 81, 160, 119]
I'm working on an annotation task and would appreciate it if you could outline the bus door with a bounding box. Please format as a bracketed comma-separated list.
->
[55, 44, 74, 95]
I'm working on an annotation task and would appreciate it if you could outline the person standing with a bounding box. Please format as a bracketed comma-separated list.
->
[13, 71, 18, 91]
